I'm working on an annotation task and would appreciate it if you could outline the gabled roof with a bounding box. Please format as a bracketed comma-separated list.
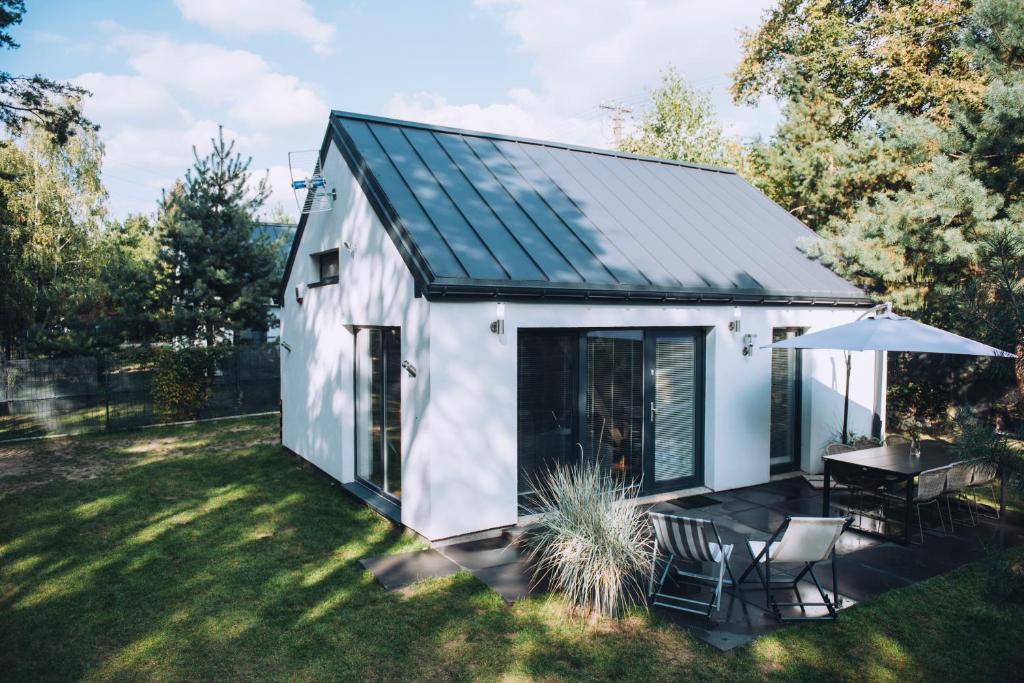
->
[281, 111, 870, 305]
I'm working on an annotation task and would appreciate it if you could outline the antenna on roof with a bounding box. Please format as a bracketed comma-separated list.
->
[288, 150, 335, 214]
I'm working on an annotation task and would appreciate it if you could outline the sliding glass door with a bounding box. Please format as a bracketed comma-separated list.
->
[770, 328, 802, 474]
[516, 331, 579, 501]
[517, 328, 704, 504]
[583, 331, 644, 485]
[355, 327, 402, 500]
[646, 331, 703, 490]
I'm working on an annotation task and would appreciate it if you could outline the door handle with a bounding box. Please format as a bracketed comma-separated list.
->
[650, 401, 656, 422]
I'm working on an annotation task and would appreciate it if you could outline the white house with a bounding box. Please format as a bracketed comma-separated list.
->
[279, 111, 884, 541]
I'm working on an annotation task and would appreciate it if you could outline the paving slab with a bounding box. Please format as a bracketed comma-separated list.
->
[440, 535, 522, 571]
[471, 558, 546, 603]
[360, 549, 463, 590]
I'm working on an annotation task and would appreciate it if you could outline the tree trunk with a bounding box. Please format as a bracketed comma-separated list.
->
[1016, 342, 1024, 408]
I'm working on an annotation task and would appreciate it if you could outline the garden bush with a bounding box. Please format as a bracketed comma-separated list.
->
[522, 461, 652, 619]
[151, 347, 227, 422]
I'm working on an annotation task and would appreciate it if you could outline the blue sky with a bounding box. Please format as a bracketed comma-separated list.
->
[7, 0, 779, 219]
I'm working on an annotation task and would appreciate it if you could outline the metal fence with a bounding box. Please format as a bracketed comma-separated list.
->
[0, 346, 280, 442]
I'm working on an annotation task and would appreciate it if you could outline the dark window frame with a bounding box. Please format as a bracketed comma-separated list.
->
[310, 248, 340, 287]
[769, 327, 803, 475]
[516, 326, 707, 504]
[353, 325, 402, 503]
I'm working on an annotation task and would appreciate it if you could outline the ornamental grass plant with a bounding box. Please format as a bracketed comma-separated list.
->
[522, 460, 652, 619]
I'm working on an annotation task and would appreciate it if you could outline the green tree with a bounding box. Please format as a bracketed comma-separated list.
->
[156, 127, 279, 345]
[0, 1, 95, 146]
[746, 93, 936, 230]
[733, 0, 983, 132]
[0, 123, 106, 356]
[799, 0, 1024, 410]
[619, 67, 747, 173]
[92, 215, 162, 346]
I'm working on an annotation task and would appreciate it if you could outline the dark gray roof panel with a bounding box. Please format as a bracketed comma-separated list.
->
[327, 111, 870, 304]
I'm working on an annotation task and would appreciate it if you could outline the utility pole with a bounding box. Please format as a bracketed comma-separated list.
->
[600, 103, 632, 147]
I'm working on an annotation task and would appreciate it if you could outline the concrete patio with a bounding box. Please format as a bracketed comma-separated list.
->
[362, 477, 1024, 651]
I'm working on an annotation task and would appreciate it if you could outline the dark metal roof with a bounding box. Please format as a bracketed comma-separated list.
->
[281, 111, 870, 305]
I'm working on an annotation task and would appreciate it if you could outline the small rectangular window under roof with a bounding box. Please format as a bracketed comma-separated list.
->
[312, 249, 339, 286]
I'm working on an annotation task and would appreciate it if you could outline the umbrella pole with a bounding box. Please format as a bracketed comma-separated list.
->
[842, 353, 852, 444]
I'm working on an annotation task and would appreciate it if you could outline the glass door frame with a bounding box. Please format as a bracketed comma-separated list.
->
[769, 327, 803, 475]
[641, 328, 707, 493]
[515, 326, 707, 501]
[354, 325, 402, 503]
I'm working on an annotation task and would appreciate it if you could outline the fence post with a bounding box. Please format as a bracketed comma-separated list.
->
[104, 352, 110, 431]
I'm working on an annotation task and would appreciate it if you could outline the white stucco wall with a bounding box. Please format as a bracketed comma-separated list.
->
[279, 140, 432, 534]
[424, 301, 883, 539]
[279, 137, 884, 542]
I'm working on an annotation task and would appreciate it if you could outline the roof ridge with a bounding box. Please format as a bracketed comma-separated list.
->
[329, 110, 737, 175]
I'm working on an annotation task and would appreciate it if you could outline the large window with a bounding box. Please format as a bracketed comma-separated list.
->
[770, 328, 802, 473]
[355, 327, 402, 499]
[583, 331, 644, 484]
[517, 328, 705, 507]
[516, 331, 578, 500]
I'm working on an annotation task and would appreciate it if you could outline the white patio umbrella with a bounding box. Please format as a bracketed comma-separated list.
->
[764, 303, 1014, 443]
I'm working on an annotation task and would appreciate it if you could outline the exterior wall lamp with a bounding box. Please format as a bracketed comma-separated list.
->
[401, 360, 417, 378]
[728, 306, 741, 332]
[489, 302, 505, 336]
[742, 333, 757, 357]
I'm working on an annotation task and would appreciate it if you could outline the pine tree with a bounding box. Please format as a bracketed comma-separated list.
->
[156, 127, 278, 345]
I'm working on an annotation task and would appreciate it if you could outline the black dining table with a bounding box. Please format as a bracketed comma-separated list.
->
[822, 440, 959, 544]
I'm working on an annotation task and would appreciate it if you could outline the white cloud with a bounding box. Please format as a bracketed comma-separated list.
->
[388, 0, 778, 148]
[75, 73, 191, 129]
[77, 27, 328, 218]
[174, 0, 335, 55]
[114, 33, 328, 129]
[384, 89, 603, 143]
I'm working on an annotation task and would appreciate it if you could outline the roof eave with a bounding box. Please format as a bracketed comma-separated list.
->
[422, 280, 873, 307]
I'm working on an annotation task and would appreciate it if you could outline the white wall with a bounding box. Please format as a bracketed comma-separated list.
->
[279, 139, 883, 542]
[279, 140, 433, 534]
[424, 301, 882, 539]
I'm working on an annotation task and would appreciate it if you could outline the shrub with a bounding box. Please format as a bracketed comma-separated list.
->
[151, 347, 225, 422]
[989, 554, 1024, 604]
[521, 461, 652, 619]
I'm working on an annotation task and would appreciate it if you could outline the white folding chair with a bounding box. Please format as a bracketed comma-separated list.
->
[648, 512, 736, 619]
[737, 516, 852, 622]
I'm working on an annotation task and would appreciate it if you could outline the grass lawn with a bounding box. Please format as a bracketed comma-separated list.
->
[2, 415, 1023, 682]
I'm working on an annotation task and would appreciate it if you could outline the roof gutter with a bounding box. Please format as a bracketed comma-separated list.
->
[423, 283, 874, 307]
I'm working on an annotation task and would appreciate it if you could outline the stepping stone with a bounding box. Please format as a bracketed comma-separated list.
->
[471, 558, 545, 603]
[360, 549, 462, 590]
[440, 535, 522, 571]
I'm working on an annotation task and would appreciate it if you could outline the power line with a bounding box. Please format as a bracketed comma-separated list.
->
[599, 103, 632, 146]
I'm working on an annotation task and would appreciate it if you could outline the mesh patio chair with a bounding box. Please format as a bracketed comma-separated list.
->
[943, 461, 977, 529]
[736, 516, 853, 622]
[969, 461, 1000, 520]
[826, 442, 894, 526]
[648, 512, 737, 619]
[824, 443, 855, 491]
[909, 466, 951, 543]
